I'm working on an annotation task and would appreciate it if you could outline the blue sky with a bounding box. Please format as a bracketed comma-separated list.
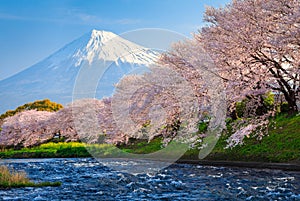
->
[0, 0, 230, 80]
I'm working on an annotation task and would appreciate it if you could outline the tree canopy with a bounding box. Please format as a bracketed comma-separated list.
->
[0, 99, 63, 122]
[162, 0, 300, 114]
[197, 0, 299, 114]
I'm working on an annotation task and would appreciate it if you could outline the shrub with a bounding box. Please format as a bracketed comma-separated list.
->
[235, 92, 275, 118]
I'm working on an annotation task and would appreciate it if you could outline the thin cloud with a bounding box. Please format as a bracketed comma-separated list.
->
[0, 11, 141, 26]
[76, 13, 103, 24]
[0, 13, 32, 21]
[115, 18, 141, 25]
[71, 10, 141, 25]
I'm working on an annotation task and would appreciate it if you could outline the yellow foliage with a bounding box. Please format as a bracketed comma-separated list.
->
[0, 99, 63, 121]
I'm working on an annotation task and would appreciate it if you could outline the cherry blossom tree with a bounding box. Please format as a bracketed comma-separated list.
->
[0, 110, 55, 147]
[160, 0, 300, 148]
[110, 64, 202, 145]
[0, 99, 106, 147]
[197, 0, 300, 114]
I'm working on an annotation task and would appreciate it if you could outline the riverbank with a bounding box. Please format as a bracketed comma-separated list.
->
[0, 114, 299, 171]
[204, 114, 300, 163]
[1, 142, 299, 171]
[176, 159, 300, 171]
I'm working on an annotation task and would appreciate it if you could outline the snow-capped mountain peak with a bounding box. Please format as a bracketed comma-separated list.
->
[90, 29, 119, 44]
[73, 29, 158, 66]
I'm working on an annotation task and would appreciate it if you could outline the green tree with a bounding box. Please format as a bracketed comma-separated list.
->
[0, 99, 63, 122]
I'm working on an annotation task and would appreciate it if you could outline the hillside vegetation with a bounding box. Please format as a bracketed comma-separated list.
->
[205, 114, 300, 163]
[0, 99, 63, 122]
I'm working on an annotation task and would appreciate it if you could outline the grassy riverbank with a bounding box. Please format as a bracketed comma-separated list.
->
[0, 114, 299, 164]
[0, 165, 61, 189]
[0, 140, 185, 160]
[0, 142, 119, 158]
[206, 114, 300, 163]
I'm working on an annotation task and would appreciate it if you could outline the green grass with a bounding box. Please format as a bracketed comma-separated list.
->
[0, 142, 139, 159]
[117, 137, 163, 154]
[117, 137, 191, 161]
[205, 114, 300, 163]
[0, 138, 188, 160]
[0, 165, 61, 189]
[0, 181, 61, 189]
[0, 142, 91, 158]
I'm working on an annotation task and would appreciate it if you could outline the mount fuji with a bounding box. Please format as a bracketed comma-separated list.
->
[0, 30, 159, 113]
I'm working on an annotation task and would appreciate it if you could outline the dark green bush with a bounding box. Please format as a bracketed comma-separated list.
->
[235, 92, 275, 118]
[280, 102, 290, 113]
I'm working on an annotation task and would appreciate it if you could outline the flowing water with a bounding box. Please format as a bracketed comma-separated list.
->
[0, 158, 299, 200]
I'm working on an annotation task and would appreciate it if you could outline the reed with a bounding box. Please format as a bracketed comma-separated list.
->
[0, 165, 61, 188]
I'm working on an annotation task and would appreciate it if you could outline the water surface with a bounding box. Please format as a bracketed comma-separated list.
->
[0, 158, 299, 200]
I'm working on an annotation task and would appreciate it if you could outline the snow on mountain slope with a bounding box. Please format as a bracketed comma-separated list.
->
[0, 29, 159, 113]
[74, 30, 157, 66]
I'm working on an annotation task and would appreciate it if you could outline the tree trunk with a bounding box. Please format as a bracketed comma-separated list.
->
[283, 91, 298, 115]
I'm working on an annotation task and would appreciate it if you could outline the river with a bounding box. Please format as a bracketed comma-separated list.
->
[0, 158, 299, 200]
